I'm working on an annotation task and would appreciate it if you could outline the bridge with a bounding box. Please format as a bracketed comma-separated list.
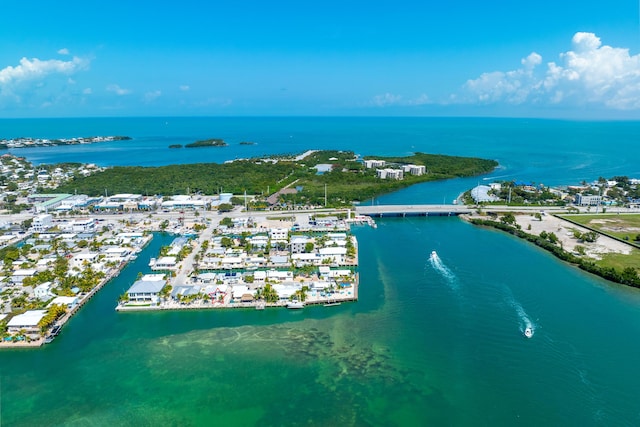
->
[354, 204, 473, 217]
[354, 204, 574, 218]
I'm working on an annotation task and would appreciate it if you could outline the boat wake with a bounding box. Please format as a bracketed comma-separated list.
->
[508, 296, 535, 338]
[429, 251, 459, 291]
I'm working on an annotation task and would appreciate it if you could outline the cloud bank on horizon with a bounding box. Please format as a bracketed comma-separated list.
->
[460, 32, 640, 110]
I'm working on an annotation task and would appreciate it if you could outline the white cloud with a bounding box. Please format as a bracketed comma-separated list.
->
[0, 56, 87, 86]
[106, 84, 131, 96]
[144, 90, 162, 102]
[179, 85, 190, 91]
[370, 93, 430, 107]
[371, 93, 402, 107]
[83, 88, 92, 95]
[461, 32, 640, 110]
[58, 48, 70, 55]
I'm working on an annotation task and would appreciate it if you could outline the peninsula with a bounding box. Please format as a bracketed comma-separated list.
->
[51, 149, 498, 207]
[0, 136, 131, 149]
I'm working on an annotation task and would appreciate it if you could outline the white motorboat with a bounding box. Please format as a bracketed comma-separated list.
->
[524, 327, 533, 338]
[287, 300, 305, 309]
[431, 250, 437, 257]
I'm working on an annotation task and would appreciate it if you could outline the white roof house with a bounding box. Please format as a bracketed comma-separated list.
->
[48, 296, 79, 309]
[151, 256, 178, 270]
[126, 274, 166, 304]
[7, 310, 47, 333]
[11, 269, 37, 284]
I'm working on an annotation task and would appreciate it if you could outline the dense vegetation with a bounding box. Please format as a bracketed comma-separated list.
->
[51, 150, 497, 206]
[53, 160, 298, 196]
[185, 138, 227, 148]
[470, 218, 640, 288]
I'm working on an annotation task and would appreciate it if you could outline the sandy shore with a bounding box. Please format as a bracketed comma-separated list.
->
[466, 213, 632, 259]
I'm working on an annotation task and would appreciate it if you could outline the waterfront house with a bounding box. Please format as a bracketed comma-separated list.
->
[318, 247, 347, 264]
[126, 274, 166, 304]
[48, 296, 79, 310]
[269, 227, 288, 241]
[269, 255, 289, 267]
[266, 270, 294, 282]
[170, 285, 200, 301]
[150, 256, 178, 271]
[291, 252, 321, 266]
[7, 310, 47, 334]
[253, 270, 267, 283]
[290, 236, 312, 254]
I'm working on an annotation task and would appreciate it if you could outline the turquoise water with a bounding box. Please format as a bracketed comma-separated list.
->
[1, 118, 640, 425]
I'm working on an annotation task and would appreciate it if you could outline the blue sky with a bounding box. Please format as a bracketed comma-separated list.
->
[2, 0, 640, 118]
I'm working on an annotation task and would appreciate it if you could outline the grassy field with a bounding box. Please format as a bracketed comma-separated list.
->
[598, 249, 640, 271]
[559, 213, 640, 241]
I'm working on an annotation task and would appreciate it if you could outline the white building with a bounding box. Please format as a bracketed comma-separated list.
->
[376, 168, 404, 180]
[269, 228, 288, 241]
[575, 194, 602, 206]
[34, 282, 54, 300]
[401, 164, 426, 176]
[7, 310, 47, 334]
[364, 159, 386, 169]
[290, 236, 311, 254]
[48, 296, 79, 310]
[150, 256, 178, 270]
[126, 274, 166, 304]
[319, 247, 347, 264]
[32, 214, 53, 232]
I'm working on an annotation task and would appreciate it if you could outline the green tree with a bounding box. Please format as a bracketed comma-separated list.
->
[500, 213, 516, 226]
[220, 237, 233, 248]
[219, 217, 233, 227]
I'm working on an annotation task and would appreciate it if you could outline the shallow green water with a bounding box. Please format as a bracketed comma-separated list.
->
[2, 222, 640, 426]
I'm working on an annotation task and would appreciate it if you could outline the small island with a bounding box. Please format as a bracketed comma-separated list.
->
[168, 144, 183, 149]
[239, 141, 256, 145]
[185, 138, 227, 148]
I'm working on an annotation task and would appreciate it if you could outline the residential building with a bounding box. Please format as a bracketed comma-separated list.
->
[126, 274, 166, 304]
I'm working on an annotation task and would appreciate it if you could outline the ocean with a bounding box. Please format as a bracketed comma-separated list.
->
[1, 117, 639, 426]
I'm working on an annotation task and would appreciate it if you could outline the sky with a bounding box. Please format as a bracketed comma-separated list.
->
[2, 0, 640, 118]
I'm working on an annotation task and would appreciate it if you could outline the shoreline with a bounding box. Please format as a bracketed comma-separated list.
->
[463, 212, 640, 288]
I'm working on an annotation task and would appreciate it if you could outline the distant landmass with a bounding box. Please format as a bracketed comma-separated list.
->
[239, 141, 256, 145]
[168, 144, 183, 149]
[185, 138, 227, 148]
[0, 136, 131, 149]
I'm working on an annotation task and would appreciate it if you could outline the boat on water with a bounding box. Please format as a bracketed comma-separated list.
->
[287, 300, 305, 309]
[44, 335, 54, 344]
[431, 250, 437, 257]
[524, 327, 533, 338]
[324, 301, 341, 307]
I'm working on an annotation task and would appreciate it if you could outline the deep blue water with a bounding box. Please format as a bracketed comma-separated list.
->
[1, 117, 640, 426]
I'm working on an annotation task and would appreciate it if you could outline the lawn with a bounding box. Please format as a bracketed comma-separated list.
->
[597, 249, 640, 271]
[559, 213, 640, 241]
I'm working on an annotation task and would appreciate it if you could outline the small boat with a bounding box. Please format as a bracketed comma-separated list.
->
[524, 327, 533, 338]
[431, 250, 437, 257]
[287, 300, 305, 309]
[44, 335, 54, 344]
[324, 301, 341, 307]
